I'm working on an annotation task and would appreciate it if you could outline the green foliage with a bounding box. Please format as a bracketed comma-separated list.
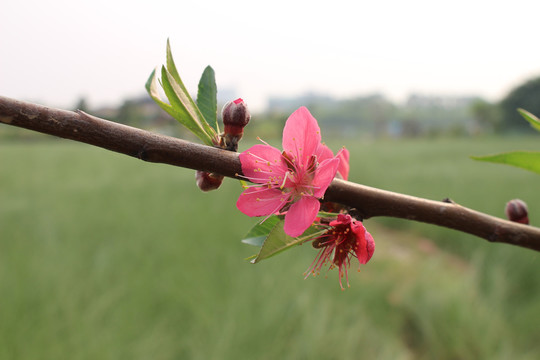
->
[500, 76, 540, 131]
[518, 108, 540, 132]
[469, 98, 501, 133]
[242, 216, 324, 263]
[472, 109, 540, 174]
[265, 93, 480, 138]
[197, 66, 219, 133]
[241, 215, 281, 247]
[471, 151, 540, 175]
[145, 40, 218, 146]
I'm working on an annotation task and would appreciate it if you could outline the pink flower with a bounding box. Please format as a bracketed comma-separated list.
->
[307, 214, 375, 290]
[236, 107, 340, 237]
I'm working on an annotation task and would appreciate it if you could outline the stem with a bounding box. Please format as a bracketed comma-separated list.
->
[2, 95, 540, 252]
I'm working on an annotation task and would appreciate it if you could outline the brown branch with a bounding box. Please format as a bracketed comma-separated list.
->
[1, 95, 540, 252]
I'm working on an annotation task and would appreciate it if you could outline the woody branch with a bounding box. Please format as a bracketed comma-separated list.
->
[1, 95, 539, 252]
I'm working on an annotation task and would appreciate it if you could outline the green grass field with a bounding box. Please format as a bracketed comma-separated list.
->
[1, 136, 539, 359]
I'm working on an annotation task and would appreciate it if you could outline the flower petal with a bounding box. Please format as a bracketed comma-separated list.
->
[236, 187, 288, 217]
[351, 222, 375, 264]
[312, 157, 340, 198]
[283, 196, 320, 237]
[239, 144, 287, 184]
[365, 231, 375, 261]
[315, 143, 334, 163]
[282, 107, 322, 165]
[336, 147, 350, 180]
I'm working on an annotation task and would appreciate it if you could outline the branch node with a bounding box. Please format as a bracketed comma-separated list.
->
[137, 144, 149, 161]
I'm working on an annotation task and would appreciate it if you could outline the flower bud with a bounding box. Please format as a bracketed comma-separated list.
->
[195, 170, 224, 192]
[221, 98, 251, 151]
[505, 199, 529, 225]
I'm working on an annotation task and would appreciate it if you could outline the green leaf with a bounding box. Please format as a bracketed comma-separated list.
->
[518, 108, 540, 132]
[145, 68, 195, 129]
[249, 220, 325, 264]
[164, 41, 218, 144]
[471, 151, 540, 175]
[160, 66, 212, 144]
[241, 216, 281, 247]
[166, 39, 187, 93]
[197, 66, 219, 133]
[145, 68, 173, 112]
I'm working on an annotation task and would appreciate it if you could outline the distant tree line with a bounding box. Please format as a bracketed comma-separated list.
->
[470, 76, 540, 134]
[264, 76, 540, 138]
[6, 76, 537, 141]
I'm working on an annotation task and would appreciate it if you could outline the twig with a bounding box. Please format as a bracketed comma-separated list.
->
[1, 95, 539, 252]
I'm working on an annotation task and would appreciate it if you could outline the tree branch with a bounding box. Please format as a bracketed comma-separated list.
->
[1, 95, 539, 252]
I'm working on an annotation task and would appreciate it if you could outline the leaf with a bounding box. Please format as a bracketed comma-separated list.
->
[241, 216, 281, 247]
[160, 66, 213, 144]
[518, 108, 540, 132]
[471, 151, 540, 175]
[145, 68, 194, 129]
[145, 68, 173, 112]
[164, 40, 218, 143]
[197, 66, 219, 133]
[166, 39, 188, 94]
[249, 220, 325, 264]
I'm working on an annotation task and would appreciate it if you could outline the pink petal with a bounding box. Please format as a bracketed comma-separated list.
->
[330, 213, 352, 227]
[364, 230, 375, 262]
[315, 143, 334, 162]
[282, 107, 322, 165]
[336, 147, 350, 180]
[283, 196, 320, 237]
[351, 222, 375, 264]
[236, 187, 288, 217]
[239, 144, 287, 184]
[312, 158, 340, 198]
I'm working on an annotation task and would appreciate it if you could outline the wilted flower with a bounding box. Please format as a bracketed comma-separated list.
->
[307, 214, 375, 290]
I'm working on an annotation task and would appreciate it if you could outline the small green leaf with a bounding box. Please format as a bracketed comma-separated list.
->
[518, 108, 540, 132]
[197, 66, 219, 133]
[164, 41, 218, 143]
[241, 216, 281, 247]
[160, 66, 212, 144]
[250, 220, 325, 264]
[166, 39, 187, 93]
[146, 68, 196, 130]
[145, 68, 173, 112]
[241, 236, 266, 247]
[471, 151, 540, 175]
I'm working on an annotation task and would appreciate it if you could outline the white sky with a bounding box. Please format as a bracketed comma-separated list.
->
[2, 0, 540, 112]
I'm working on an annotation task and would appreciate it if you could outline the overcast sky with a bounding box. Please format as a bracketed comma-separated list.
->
[2, 0, 540, 112]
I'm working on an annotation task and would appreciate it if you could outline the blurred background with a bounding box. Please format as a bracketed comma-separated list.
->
[1, 1, 540, 359]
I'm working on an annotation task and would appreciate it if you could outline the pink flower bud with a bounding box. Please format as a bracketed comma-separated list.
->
[221, 98, 251, 151]
[195, 170, 224, 192]
[505, 199, 529, 225]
